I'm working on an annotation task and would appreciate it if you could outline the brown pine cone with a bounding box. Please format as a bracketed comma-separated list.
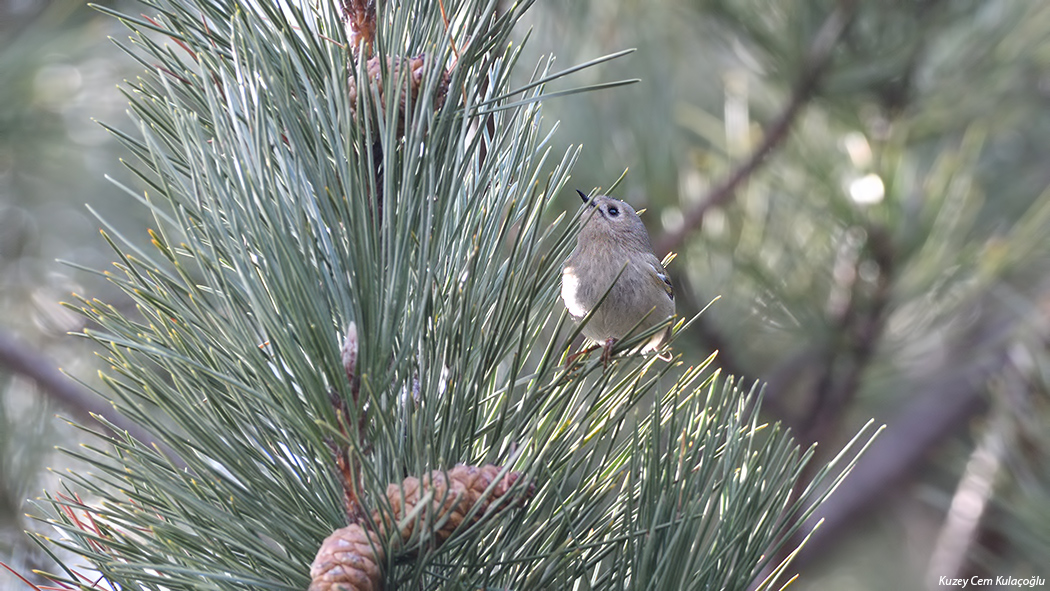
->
[308, 523, 383, 591]
[308, 464, 530, 591]
[380, 464, 521, 545]
[347, 54, 450, 137]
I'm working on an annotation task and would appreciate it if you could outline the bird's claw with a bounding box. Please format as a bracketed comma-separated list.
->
[600, 338, 617, 368]
[564, 339, 620, 370]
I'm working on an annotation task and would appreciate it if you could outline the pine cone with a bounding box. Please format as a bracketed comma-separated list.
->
[308, 464, 530, 591]
[382, 464, 522, 545]
[347, 54, 451, 137]
[308, 523, 383, 591]
[340, 0, 376, 53]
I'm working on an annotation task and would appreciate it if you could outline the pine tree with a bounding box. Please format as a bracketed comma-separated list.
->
[22, 1, 874, 589]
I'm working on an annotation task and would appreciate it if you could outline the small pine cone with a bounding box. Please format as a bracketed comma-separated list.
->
[347, 54, 451, 137]
[377, 464, 526, 547]
[308, 523, 383, 591]
[340, 0, 376, 54]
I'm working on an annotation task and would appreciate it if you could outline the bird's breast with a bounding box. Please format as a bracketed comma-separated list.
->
[560, 264, 591, 320]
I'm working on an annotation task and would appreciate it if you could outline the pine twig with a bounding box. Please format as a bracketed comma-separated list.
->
[333, 322, 367, 521]
[655, 0, 858, 258]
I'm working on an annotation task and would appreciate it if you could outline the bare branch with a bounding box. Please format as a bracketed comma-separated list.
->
[926, 410, 1005, 585]
[0, 329, 177, 460]
[655, 0, 858, 258]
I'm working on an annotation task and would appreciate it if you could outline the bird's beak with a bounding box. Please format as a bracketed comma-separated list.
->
[576, 189, 592, 205]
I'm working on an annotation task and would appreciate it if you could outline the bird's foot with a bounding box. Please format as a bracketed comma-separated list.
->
[564, 339, 619, 369]
[600, 338, 617, 368]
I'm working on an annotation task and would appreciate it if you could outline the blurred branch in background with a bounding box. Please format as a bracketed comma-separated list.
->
[960, 295, 1050, 583]
[797, 223, 894, 447]
[926, 385, 1008, 585]
[794, 304, 1012, 571]
[655, 0, 858, 258]
[0, 329, 173, 456]
[1, 0, 142, 585]
[0, 0, 55, 46]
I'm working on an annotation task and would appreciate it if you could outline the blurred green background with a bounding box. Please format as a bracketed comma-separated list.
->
[3, 0, 1050, 589]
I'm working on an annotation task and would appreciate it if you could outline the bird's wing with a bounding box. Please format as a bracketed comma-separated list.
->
[646, 256, 674, 302]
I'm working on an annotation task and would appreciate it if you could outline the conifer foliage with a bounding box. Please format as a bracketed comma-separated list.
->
[26, 0, 874, 589]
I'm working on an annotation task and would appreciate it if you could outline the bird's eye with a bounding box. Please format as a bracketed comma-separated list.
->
[607, 206, 619, 217]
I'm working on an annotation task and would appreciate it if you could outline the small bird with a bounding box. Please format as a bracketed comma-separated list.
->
[561, 189, 675, 362]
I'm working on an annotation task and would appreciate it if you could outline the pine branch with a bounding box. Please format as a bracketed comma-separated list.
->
[799, 224, 894, 446]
